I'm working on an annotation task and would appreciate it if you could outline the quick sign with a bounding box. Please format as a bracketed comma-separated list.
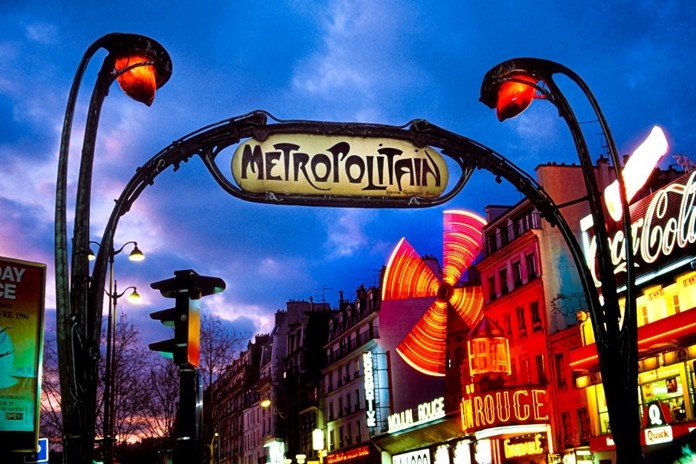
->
[231, 134, 448, 198]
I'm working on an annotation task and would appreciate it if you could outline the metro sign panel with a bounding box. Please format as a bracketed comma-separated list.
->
[231, 134, 448, 198]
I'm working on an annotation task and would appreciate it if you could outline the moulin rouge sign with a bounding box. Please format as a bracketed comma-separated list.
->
[231, 134, 448, 198]
[581, 171, 696, 288]
[460, 386, 549, 433]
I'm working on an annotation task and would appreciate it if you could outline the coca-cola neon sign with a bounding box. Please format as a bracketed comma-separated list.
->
[581, 171, 696, 288]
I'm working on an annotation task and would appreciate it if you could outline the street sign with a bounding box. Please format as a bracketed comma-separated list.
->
[24, 437, 48, 463]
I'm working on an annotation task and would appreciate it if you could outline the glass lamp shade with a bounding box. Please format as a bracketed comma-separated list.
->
[115, 54, 158, 106]
[496, 73, 538, 121]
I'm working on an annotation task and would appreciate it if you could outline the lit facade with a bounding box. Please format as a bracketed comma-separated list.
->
[322, 285, 386, 464]
[570, 169, 696, 462]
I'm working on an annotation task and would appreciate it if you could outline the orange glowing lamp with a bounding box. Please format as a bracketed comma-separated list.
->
[495, 73, 539, 121]
[114, 54, 158, 106]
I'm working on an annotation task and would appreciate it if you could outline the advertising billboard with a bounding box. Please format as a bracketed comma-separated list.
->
[0, 257, 46, 452]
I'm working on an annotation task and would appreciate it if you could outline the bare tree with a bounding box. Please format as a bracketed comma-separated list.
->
[199, 313, 245, 391]
[109, 311, 155, 445]
[40, 333, 63, 450]
[141, 355, 179, 439]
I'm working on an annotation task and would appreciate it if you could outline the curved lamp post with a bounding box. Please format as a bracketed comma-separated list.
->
[54, 33, 171, 464]
[480, 58, 639, 463]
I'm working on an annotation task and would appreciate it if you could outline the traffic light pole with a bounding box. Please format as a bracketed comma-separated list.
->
[149, 269, 225, 464]
[176, 367, 202, 463]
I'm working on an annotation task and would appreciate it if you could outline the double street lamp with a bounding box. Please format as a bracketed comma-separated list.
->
[88, 240, 143, 463]
[480, 58, 640, 463]
[54, 33, 171, 464]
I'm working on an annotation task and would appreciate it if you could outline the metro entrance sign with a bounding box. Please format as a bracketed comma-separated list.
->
[82, 111, 633, 462]
[232, 133, 448, 198]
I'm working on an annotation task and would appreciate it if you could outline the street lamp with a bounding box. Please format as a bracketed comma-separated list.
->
[54, 33, 171, 464]
[480, 58, 639, 463]
[90, 240, 144, 464]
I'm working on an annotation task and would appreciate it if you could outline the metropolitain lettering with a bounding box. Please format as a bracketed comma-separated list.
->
[231, 134, 448, 197]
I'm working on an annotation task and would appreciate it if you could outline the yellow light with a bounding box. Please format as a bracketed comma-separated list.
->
[127, 288, 141, 304]
[114, 54, 158, 106]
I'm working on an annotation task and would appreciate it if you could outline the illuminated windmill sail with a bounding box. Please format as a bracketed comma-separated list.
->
[382, 209, 486, 377]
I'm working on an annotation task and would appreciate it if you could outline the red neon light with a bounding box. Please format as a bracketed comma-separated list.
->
[383, 210, 486, 376]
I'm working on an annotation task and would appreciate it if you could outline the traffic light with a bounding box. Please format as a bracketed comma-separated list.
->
[149, 269, 226, 367]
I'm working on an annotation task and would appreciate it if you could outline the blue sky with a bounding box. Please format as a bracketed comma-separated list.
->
[1, 1, 694, 344]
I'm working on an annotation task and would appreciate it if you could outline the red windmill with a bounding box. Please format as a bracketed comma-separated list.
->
[381, 209, 486, 377]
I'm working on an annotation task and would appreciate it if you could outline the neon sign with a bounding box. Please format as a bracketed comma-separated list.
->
[503, 433, 545, 458]
[326, 445, 371, 464]
[232, 134, 448, 197]
[581, 171, 696, 288]
[382, 210, 486, 377]
[388, 397, 445, 433]
[362, 351, 377, 427]
[460, 387, 549, 433]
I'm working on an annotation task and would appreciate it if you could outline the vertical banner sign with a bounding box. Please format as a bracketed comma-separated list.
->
[0, 257, 46, 452]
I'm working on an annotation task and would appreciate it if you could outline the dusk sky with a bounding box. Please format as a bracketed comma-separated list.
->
[1, 1, 694, 345]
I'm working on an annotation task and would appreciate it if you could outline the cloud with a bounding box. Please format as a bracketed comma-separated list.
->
[322, 209, 375, 258]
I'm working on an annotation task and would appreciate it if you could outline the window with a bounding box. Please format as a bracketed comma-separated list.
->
[504, 313, 512, 336]
[499, 267, 509, 294]
[555, 353, 567, 388]
[512, 260, 522, 287]
[488, 275, 497, 301]
[578, 407, 591, 444]
[531, 302, 542, 332]
[673, 294, 681, 314]
[516, 306, 527, 336]
[562, 412, 573, 446]
[526, 253, 538, 279]
[536, 354, 547, 385]
[639, 304, 649, 326]
[521, 358, 531, 384]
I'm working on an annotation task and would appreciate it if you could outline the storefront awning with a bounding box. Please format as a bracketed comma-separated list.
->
[371, 413, 464, 455]
[570, 308, 696, 371]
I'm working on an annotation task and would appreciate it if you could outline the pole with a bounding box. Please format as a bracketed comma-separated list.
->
[102, 255, 115, 463]
[480, 58, 640, 462]
[54, 34, 171, 464]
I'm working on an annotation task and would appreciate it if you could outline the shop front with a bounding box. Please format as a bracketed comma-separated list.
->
[459, 385, 554, 463]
